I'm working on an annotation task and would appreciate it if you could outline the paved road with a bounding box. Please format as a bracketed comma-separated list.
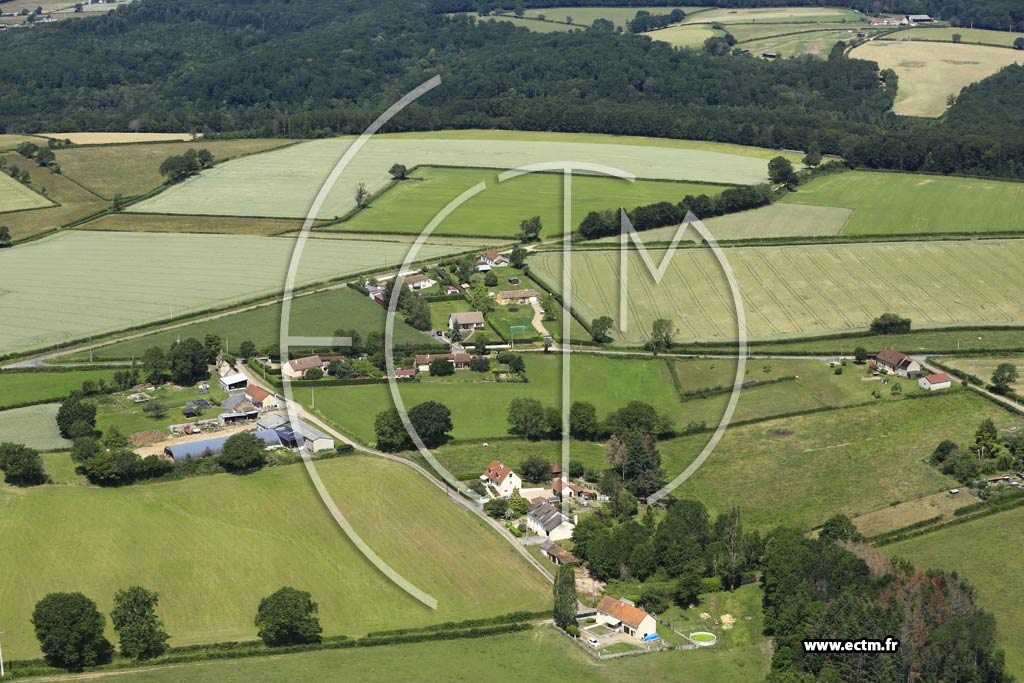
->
[235, 364, 555, 584]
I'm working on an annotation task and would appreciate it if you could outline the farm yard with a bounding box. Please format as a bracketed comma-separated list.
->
[850, 40, 1024, 117]
[779, 170, 1024, 234]
[65, 287, 438, 362]
[886, 507, 1024, 674]
[328, 166, 724, 238]
[128, 132, 782, 220]
[531, 240, 1024, 343]
[0, 403, 70, 450]
[0, 231, 461, 353]
[54, 139, 295, 199]
[0, 455, 550, 660]
[0, 170, 53, 212]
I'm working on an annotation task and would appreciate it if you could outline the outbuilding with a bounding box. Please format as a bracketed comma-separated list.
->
[219, 373, 248, 392]
[163, 429, 282, 462]
[919, 372, 952, 391]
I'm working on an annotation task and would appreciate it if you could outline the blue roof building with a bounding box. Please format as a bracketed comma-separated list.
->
[163, 429, 282, 462]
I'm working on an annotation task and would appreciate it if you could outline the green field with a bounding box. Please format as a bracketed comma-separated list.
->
[887, 507, 1024, 675]
[644, 23, 722, 47]
[0, 455, 549, 659]
[691, 328, 1024, 356]
[34, 625, 770, 683]
[510, 6, 703, 30]
[596, 202, 851, 243]
[742, 28, 866, 58]
[130, 131, 781, 220]
[850, 40, 1024, 117]
[942, 356, 1024, 389]
[726, 21, 873, 42]
[883, 26, 1024, 48]
[781, 170, 1024, 234]
[683, 6, 863, 24]
[66, 287, 437, 361]
[0, 171, 53, 213]
[0, 403, 70, 450]
[94, 383, 230, 436]
[530, 240, 1024, 343]
[328, 166, 725, 238]
[0, 231, 460, 354]
[670, 391, 1012, 529]
[78, 212, 317, 236]
[55, 139, 294, 199]
[0, 368, 120, 408]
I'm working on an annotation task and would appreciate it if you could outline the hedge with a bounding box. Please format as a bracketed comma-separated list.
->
[874, 496, 1024, 547]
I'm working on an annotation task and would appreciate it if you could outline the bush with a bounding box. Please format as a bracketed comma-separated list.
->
[429, 358, 454, 376]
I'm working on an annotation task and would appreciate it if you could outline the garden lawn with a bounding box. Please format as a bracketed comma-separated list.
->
[781, 170, 1024, 234]
[330, 166, 724, 238]
[429, 298, 476, 332]
[0, 455, 550, 659]
[886, 507, 1024, 676]
[67, 287, 438, 362]
[0, 368, 121, 408]
[0, 231, 460, 354]
[130, 133, 779, 220]
[0, 403, 70, 451]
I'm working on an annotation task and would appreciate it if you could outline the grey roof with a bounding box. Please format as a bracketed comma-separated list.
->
[220, 393, 250, 411]
[449, 311, 485, 325]
[257, 413, 290, 430]
[528, 502, 570, 533]
[164, 429, 281, 462]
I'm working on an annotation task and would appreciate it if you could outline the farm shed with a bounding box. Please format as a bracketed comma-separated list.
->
[919, 373, 952, 391]
[219, 373, 248, 392]
[163, 429, 282, 462]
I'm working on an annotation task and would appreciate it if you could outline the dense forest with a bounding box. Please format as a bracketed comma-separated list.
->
[1, 0, 1023, 179]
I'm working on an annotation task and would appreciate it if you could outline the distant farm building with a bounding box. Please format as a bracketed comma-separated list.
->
[496, 289, 540, 305]
[219, 373, 248, 392]
[908, 14, 933, 22]
[762, 52, 779, 60]
[919, 373, 953, 391]
[540, 540, 578, 566]
[448, 311, 486, 333]
[874, 349, 921, 377]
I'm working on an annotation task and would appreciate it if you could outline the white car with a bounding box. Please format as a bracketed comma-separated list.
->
[587, 637, 600, 648]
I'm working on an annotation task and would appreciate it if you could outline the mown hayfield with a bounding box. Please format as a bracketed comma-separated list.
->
[76, 212, 316, 236]
[0, 134, 49, 151]
[595, 202, 850, 243]
[0, 171, 53, 213]
[513, 6, 703, 29]
[531, 239, 1024, 343]
[850, 40, 1024, 117]
[0, 152, 108, 242]
[0, 368, 119, 408]
[781, 170, 1024, 234]
[942, 356, 1024, 390]
[41, 132, 196, 145]
[852, 490, 973, 537]
[0, 231, 459, 354]
[130, 132, 781, 220]
[683, 6, 863, 24]
[670, 391, 1012, 530]
[0, 403, 70, 450]
[55, 139, 295, 199]
[883, 27, 1024, 48]
[742, 28, 866, 58]
[887, 507, 1024, 675]
[0, 455, 550, 660]
[693, 327, 1024, 356]
[644, 23, 722, 47]
[68, 287, 437, 362]
[332, 166, 725, 238]
[726, 21, 873, 42]
[46, 626, 770, 683]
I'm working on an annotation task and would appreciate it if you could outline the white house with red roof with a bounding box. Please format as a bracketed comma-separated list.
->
[479, 249, 509, 268]
[874, 348, 921, 377]
[480, 459, 522, 498]
[596, 596, 658, 641]
[919, 372, 952, 391]
[244, 384, 280, 411]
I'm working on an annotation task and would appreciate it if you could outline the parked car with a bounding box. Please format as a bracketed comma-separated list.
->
[587, 637, 599, 648]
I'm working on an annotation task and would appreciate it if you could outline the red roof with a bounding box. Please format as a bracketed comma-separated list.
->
[597, 596, 652, 627]
[246, 385, 272, 402]
[482, 459, 515, 485]
[876, 348, 910, 366]
[923, 373, 952, 384]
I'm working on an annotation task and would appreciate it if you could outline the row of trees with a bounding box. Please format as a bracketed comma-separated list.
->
[158, 148, 214, 183]
[374, 400, 453, 451]
[506, 398, 674, 443]
[141, 337, 214, 386]
[31, 585, 320, 671]
[626, 8, 684, 33]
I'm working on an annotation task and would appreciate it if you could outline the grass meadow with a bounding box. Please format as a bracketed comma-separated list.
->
[0, 403, 70, 450]
[850, 40, 1024, 117]
[0, 152, 108, 242]
[531, 240, 1024, 343]
[55, 139, 294, 199]
[0, 455, 550, 659]
[781, 170, 1024, 234]
[0, 368, 120, 408]
[741, 28, 868, 58]
[887, 507, 1024, 675]
[41, 626, 771, 683]
[692, 327, 1024, 356]
[77, 212, 318, 236]
[682, 6, 863, 24]
[329, 166, 724, 238]
[510, 6, 704, 30]
[883, 27, 1024, 48]
[942, 356, 1024, 390]
[0, 134, 49, 151]
[67, 287, 437, 361]
[726, 21, 875, 42]
[130, 132, 779, 220]
[0, 171, 53, 213]
[0, 231, 459, 354]
[644, 23, 722, 47]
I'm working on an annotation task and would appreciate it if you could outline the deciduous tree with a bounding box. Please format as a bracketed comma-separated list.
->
[255, 587, 322, 647]
[110, 586, 169, 661]
[32, 593, 113, 670]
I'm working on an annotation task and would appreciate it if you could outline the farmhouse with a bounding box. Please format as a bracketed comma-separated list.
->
[868, 16, 902, 26]
[875, 349, 921, 377]
[480, 459, 523, 498]
[416, 352, 472, 372]
[919, 372, 953, 391]
[282, 355, 324, 379]
[553, 477, 597, 500]
[448, 311, 486, 333]
[405, 273, 437, 291]
[595, 596, 658, 641]
[496, 289, 540, 305]
[479, 250, 509, 268]
[526, 501, 575, 541]
[163, 428, 282, 462]
[219, 373, 248, 392]
[540, 540, 578, 566]
[245, 384, 279, 410]
[907, 13, 933, 22]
